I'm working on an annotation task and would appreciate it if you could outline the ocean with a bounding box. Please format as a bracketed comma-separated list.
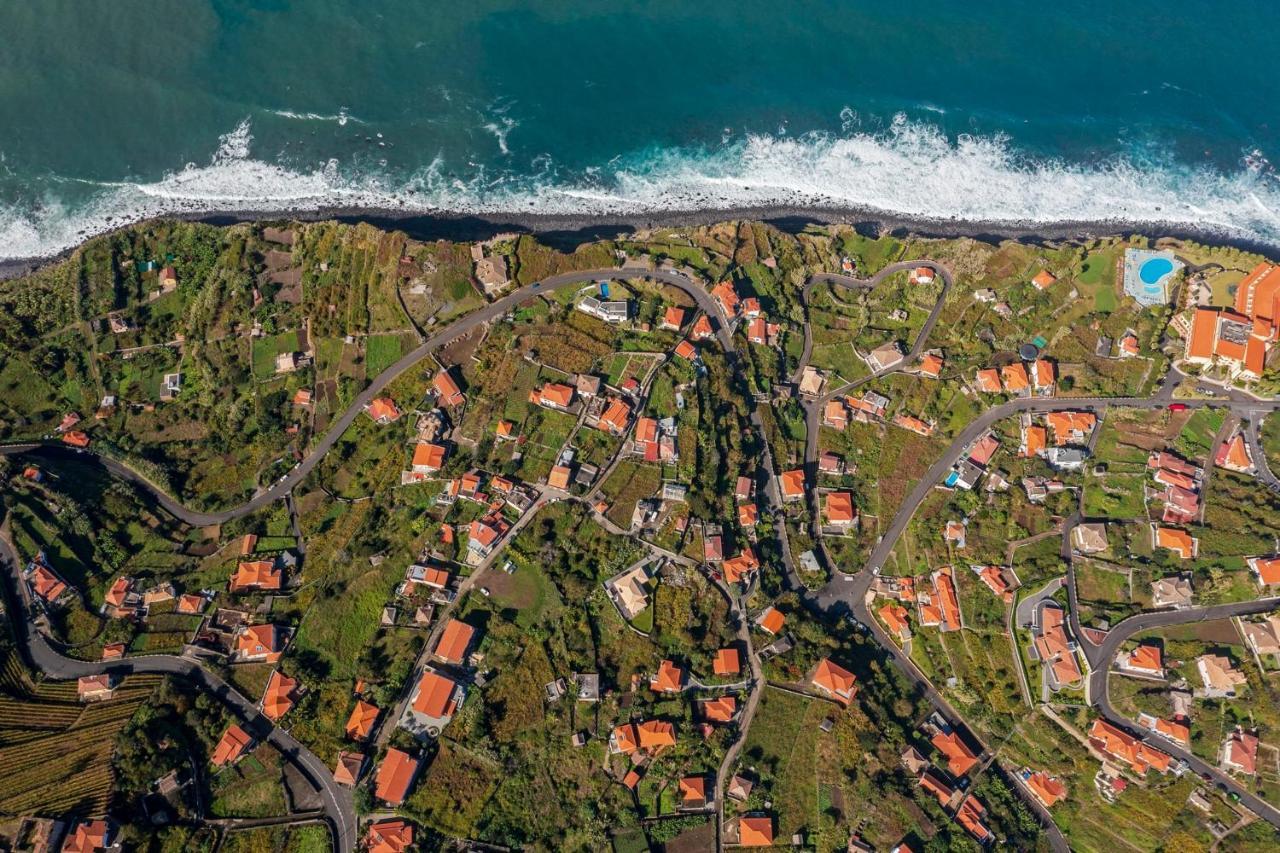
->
[2, 0, 1280, 260]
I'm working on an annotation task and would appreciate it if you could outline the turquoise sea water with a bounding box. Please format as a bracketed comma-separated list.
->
[2, 0, 1280, 258]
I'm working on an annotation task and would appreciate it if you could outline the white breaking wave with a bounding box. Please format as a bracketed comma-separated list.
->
[269, 107, 361, 126]
[3, 114, 1280, 262]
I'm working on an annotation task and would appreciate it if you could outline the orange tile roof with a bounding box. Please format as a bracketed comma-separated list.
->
[737, 816, 774, 847]
[1154, 717, 1191, 744]
[663, 305, 687, 329]
[650, 659, 684, 693]
[547, 464, 572, 490]
[1032, 269, 1057, 289]
[691, 314, 714, 340]
[674, 339, 697, 360]
[1128, 644, 1163, 674]
[679, 775, 706, 804]
[1187, 307, 1222, 360]
[919, 769, 954, 805]
[433, 370, 465, 406]
[956, 797, 993, 842]
[977, 566, 1013, 601]
[1001, 362, 1030, 392]
[231, 559, 282, 592]
[1021, 424, 1046, 457]
[101, 642, 125, 661]
[236, 624, 283, 661]
[345, 699, 380, 740]
[1225, 729, 1259, 774]
[1045, 410, 1096, 444]
[1088, 719, 1171, 774]
[61, 430, 91, 448]
[598, 398, 631, 434]
[711, 280, 740, 315]
[757, 606, 785, 635]
[1217, 433, 1253, 471]
[61, 820, 111, 853]
[262, 670, 299, 721]
[824, 491, 857, 524]
[714, 648, 741, 676]
[701, 695, 737, 722]
[411, 670, 459, 721]
[893, 413, 933, 436]
[1034, 358, 1055, 388]
[931, 729, 978, 777]
[723, 548, 759, 584]
[211, 723, 253, 766]
[636, 719, 677, 750]
[1025, 771, 1066, 807]
[737, 502, 758, 527]
[611, 723, 640, 753]
[779, 468, 805, 499]
[879, 603, 911, 640]
[1253, 556, 1280, 585]
[1121, 334, 1140, 355]
[1155, 526, 1196, 559]
[812, 658, 857, 703]
[366, 397, 401, 422]
[495, 419, 514, 438]
[936, 568, 962, 630]
[176, 593, 207, 614]
[975, 368, 1001, 393]
[412, 442, 446, 470]
[374, 747, 420, 806]
[105, 576, 133, 608]
[333, 751, 364, 786]
[292, 388, 313, 406]
[823, 398, 848, 428]
[910, 266, 936, 283]
[433, 619, 475, 664]
[919, 352, 944, 378]
[365, 819, 413, 853]
[747, 316, 767, 343]
[29, 565, 66, 601]
[537, 382, 575, 408]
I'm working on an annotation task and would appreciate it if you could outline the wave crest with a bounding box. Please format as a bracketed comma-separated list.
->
[3, 116, 1280, 261]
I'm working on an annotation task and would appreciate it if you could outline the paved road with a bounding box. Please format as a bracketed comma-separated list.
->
[1245, 416, 1280, 490]
[0, 537, 355, 852]
[1086, 598, 1280, 831]
[793, 260, 953, 581]
[805, 390, 1280, 847]
[1, 264, 730, 528]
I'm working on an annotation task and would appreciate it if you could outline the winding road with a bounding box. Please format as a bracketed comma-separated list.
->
[1086, 598, 1280, 830]
[8, 252, 1280, 848]
[0, 536, 356, 852]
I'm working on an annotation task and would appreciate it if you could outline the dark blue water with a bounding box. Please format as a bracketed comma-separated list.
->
[2, 0, 1279, 258]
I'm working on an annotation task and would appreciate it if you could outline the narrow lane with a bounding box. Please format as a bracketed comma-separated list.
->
[0, 536, 355, 852]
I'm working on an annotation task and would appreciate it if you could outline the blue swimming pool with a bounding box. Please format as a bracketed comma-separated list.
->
[1140, 257, 1175, 285]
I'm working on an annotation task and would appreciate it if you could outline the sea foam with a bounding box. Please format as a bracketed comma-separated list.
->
[3, 114, 1280, 262]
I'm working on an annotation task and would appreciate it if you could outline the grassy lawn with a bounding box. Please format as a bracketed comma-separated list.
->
[208, 746, 288, 818]
[740, 686, 827, 840]
[365, 332, 404, 377]
[251, 330, 300, 378]
[599, 461, 663, 528]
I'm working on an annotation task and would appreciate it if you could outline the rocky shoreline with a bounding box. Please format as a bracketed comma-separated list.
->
[2, 203, 1274, 282]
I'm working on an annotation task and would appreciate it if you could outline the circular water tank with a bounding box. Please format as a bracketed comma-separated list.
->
[1019, 343, 1039, 361]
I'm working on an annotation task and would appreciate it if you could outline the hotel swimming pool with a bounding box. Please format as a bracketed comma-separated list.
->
[1123, 249, 1183, 306]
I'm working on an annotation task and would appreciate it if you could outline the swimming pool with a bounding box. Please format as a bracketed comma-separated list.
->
[1140, 257, 1175, 285]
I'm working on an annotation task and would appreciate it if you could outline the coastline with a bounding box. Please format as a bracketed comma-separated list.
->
[1, 203, 1274, 282]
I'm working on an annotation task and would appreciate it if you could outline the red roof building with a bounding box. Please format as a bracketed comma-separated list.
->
[433, 618, 475, 664]
[210, 723, 253, 766]
[374, 747, 420, 806]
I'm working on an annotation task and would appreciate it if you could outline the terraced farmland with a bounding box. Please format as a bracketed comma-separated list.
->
[0, 649, 161, 817]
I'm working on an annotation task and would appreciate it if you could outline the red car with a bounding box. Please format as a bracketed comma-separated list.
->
[1168, 403, 1188, 412]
